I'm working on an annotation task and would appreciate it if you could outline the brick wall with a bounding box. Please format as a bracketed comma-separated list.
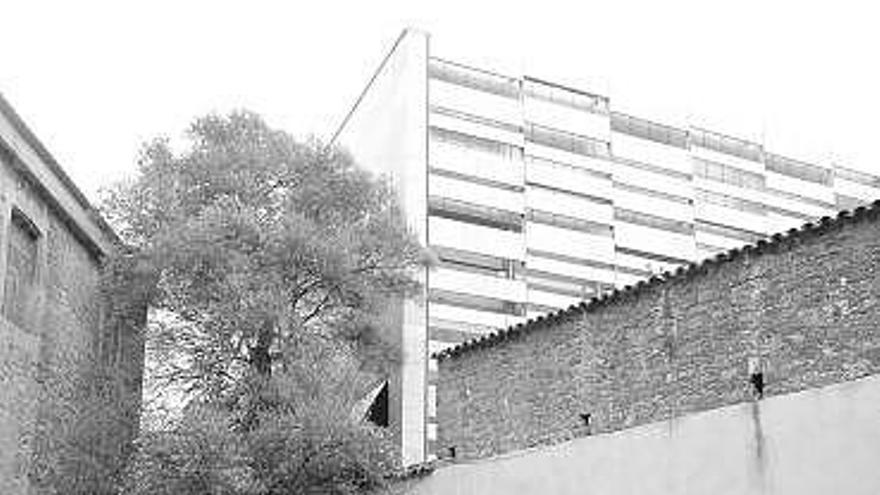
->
[436, 204, 880, 460]
[0, 148, 145, 493]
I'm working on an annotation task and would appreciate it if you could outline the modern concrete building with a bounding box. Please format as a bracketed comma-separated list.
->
[332, 28, 880, 465]
[0, 92, 145, 494]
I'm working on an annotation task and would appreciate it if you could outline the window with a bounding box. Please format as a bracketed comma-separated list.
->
[614, 207, 694, 236]
[615, 181, 692, 205]
[365, 382, 389, 427]
[610, 112, 688, 148]
[696, 189, 765, 215]
[431, 105, 520, 134]
[765, 154, 832, 186]
[430, 126, 523, 160]
[693, 157, 764, 190]
[526, 123, 611, 158]
[835, 167, 880, 188]
[428, 196, 523, 232]
[525, 268, 607, 299]
[526, 209, 614, 237]
[690, 128, 763, 162]
[429, 59, 520, 99]
[434, 245, 520, 279]
[3, 210, 39, 330]
[429, 288, 525, 316]
[524, 78, 609, 115]
[695, 220, 764, 243]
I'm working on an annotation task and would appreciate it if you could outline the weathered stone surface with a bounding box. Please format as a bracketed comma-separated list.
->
[1, 110, 144, 494]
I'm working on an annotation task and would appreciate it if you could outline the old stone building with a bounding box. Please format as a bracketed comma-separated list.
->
[0, 93, 145, 495]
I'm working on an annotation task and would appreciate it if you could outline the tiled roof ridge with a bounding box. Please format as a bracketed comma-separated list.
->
[434, 199, 880, 361]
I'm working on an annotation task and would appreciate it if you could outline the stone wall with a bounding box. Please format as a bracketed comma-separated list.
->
[0, 129, 144, 493]
[436, 203, 880, 460]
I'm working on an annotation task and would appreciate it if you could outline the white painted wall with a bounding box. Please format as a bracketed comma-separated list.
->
[404, 374, 880, 495]
[430, 79, 521, 126]
[524, 98, 610, 142]
[333, 29, 429, 465]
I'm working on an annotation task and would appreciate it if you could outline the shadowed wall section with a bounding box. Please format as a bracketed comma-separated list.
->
[0, 94, 146, 495]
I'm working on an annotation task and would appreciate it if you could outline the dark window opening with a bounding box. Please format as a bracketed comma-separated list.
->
[429, 196, 523, 232]
[447, 446, 457, 459]
[366, 382, 389, 428]
[579, 412, 592, 433]
[3, 209, 39, 330]
[750, 372, 764, 399]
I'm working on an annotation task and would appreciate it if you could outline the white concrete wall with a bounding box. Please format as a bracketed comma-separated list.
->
[403, 373, 880, 495]
[333, 29, 429, 465]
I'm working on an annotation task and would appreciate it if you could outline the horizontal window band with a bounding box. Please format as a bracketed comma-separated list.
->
[761, 204, 815, 222]
[690, 127, 763, 162]
[614, 181, 693, 205]
[429, 58, 520, 99]
[610, 112, 688, 148]
[526, 209, 614, 236]
[429, 325, 483, 345]
[693, 156, 764, 190]
[523, 75, 609, 114]
[430, 105, 521, 134]
[765, 153, 832, 186]
[429, 196, 523, 232]
[525, 267, 610, 289]
[525, 302, 565, 313]
[528, 282, 594, 299]
[436, 258, 516, 279]
[430, 126, 523, 158]
[614, 207, 694, 235]
[429, 316, 498, 336]
[432, 246, 522, 280]
[428, 288, 525, 316]
[695, 219, 765, 243]
[526, 181, 613, 205]
[835, 167, 880, 188]
[610, 155, 693, 181]
[525, 122, 611, 158]
[523, 75, 608, 102]
[695, 189, 766, 215]
[615, 246, 692, 266]
[697, 242, 728, 253]
[765, 187, 836, 210]
[432, 245, 513, 272]
[526, 248, 651, 277]
[429, 166, 524, 193]
[526, 154, 612, 181]
[430, 57, 516, 82]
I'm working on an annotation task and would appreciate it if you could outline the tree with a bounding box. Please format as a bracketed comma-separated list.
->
[102, 111, 427, 493]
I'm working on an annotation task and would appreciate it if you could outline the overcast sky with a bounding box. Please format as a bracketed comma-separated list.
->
[2, 0, 878, 203]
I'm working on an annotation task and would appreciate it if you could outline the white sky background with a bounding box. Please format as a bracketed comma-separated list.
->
[1, 0, 878, 203]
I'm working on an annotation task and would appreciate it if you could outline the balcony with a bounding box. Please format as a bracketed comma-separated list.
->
[429, 216, 525, 260]
[429, 173, 524, 214]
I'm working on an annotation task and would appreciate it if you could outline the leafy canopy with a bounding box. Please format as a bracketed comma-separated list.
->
[101, 110, 425, 400]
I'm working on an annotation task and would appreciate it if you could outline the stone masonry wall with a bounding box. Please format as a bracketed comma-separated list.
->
[0, 150, 144, 494]
[436, 204, 880, 460]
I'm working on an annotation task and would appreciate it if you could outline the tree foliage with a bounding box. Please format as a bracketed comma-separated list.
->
[121, 347, 398, 495]
[102, 111, 426, 493]
[102, 110, 424, 393]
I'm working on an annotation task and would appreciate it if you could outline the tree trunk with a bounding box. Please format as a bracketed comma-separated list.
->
[251, 322, 274, 376]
